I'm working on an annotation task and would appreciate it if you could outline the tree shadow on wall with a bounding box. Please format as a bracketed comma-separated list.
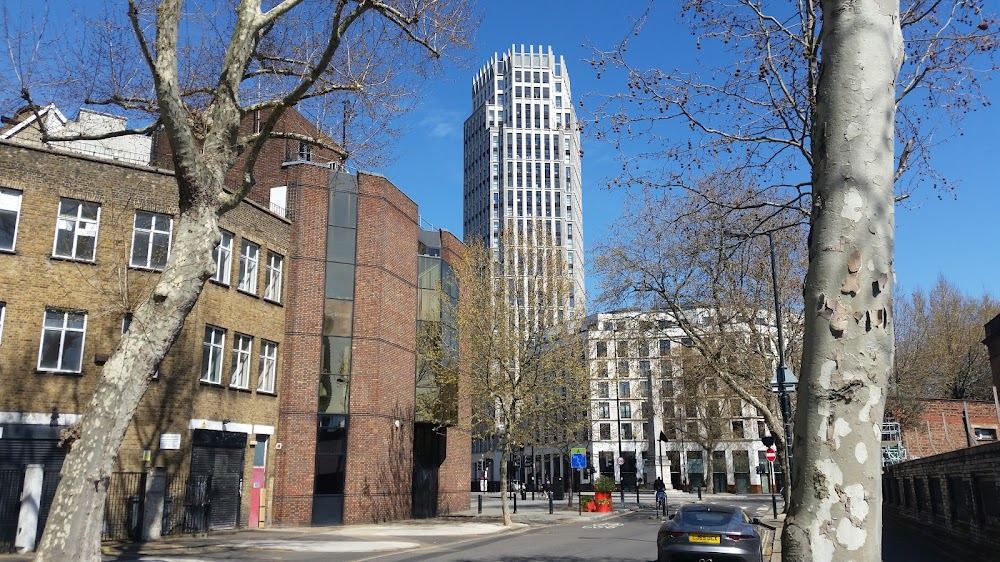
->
[357, 403, 416, 524]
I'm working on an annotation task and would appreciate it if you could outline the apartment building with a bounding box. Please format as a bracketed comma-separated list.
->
[584, 310, 779, 494]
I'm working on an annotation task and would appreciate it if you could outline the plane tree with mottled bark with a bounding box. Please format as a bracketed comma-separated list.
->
[5, 2, 476, 561]
[588, 1, 996, 558]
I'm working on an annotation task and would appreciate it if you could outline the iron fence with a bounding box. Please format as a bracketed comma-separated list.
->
[162, 473, 187, 536]
[0, 470, 25, 553]
[102, 472, 146, 541]
[183, 474, 211, 533]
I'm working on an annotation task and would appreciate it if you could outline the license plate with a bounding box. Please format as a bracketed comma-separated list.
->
[689, 534, 721, 544]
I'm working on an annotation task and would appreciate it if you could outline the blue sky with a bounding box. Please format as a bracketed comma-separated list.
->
[381, 1, 1000, 302]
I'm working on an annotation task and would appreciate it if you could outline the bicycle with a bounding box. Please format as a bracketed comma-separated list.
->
[655, 490, 666, 512]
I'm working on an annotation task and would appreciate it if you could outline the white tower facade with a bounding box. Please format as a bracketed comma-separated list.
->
[463, 45, 585, 313]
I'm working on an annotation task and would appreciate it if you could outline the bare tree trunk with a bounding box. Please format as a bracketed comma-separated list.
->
[35, 208, 219, 562]
[783, 1, 903, 560]
[499, 448, 511, 525]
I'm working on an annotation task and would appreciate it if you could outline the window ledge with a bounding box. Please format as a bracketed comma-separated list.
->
[237, 288, 260, 299]
[199, 380, 224, 388]
[208, 278, 231, 289]
[256, 390, 277, 397]
[50, 255, 97, 265]
[129, 265, 166, 273]
[263, 297, 283, 307]
[0, 248, 17, 255]
[230, 385, 253, 394]
[37, 369, 83, 376]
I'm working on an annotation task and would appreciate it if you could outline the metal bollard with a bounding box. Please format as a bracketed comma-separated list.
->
[478, 494, 482, 514]
[549, 494, 554, 514]
[513, 490, 517, 514]
[635, 485, 640, 506]
[697, 486, 702, 500]
[662, 495, 667, 517]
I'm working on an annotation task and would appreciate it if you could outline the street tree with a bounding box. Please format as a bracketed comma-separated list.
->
[7, 2, 476, 561]
[589, 1, 996, 558]
[893, 277, 998, 403]
[451, 232, 585, 525]
[592, 180, 806, 505]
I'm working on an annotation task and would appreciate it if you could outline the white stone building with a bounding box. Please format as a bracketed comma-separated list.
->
[583, 310, 783, 494]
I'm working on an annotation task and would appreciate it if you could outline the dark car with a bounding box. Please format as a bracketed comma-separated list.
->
[656, 503, 764, 562]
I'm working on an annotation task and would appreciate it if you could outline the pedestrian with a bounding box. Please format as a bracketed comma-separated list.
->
[543, 478, 552, 499]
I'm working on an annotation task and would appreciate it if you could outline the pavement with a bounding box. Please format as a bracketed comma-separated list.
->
[0, 490, 786, 561]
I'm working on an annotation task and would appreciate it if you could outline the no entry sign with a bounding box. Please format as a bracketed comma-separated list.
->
[765, 447, 777, 463]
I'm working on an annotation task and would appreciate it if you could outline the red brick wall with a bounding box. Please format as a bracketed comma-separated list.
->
[902, 399, 1000, 459]
[270, 164, 331, 525]
[341, 173, 419, 524]
[151, 108, 345, 212]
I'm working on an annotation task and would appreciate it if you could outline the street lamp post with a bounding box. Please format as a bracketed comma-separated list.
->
[615, 389, 625, 504]
[726, 230, 795, 477]
[765, 232, 795, 474]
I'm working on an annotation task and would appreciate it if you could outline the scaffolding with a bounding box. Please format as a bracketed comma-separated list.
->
[881, 421, 908, 466]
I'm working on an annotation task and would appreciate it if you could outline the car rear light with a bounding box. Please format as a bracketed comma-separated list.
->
[667, 531, 686, 538]
[726, 533, 754, 541]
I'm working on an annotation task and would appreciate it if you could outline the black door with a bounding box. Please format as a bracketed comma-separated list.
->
[188, 430, 246, 530]
[411, 424, 444, 519]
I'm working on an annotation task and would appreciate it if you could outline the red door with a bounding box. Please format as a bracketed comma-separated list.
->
[249, 436, 267, 527]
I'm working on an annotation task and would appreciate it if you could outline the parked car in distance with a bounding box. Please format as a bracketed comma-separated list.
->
[656, 503, 764, 562]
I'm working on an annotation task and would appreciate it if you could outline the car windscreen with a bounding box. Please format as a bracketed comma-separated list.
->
[680, 510, 734, 527]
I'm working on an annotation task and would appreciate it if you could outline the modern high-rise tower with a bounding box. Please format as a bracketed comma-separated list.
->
[463, 45, 585, 313]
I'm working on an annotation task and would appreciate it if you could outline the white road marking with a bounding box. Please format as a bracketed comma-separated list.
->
[231, 539, 421, 552]
[582, 522, 624, 529]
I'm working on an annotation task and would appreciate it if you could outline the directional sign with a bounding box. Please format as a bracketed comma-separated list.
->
[765, 447, 777, 463]
[571, 448, 587, 469]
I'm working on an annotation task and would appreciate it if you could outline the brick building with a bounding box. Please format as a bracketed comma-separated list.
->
[900, 399, 999, 460]
[0, 105, 469, 549]
[0, 135, 288, 542]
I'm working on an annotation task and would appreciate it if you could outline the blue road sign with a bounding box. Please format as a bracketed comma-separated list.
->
[571, 447, 587, 469]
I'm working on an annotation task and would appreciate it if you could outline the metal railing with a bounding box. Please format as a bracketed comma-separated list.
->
[102, 472, 146, 541]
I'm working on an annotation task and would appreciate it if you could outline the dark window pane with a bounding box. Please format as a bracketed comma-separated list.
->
[0, 210, 17, 249]
[330, 192, 357, 228]
[324, 262, 354, 299]
[314, 454, 346, 494]
[39, 332, 62, 369]
[62, 332, 84, 372]
[327, 226, 356, 264]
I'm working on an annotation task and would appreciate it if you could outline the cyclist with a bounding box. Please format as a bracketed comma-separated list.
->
[654, 476, 667, 511]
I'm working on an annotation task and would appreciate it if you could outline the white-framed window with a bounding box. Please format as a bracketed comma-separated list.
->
[257, 340, 278, 393]
[37, 309, 87, 373]
[130, 211, 173, 270]
[53, 198, 101, 261]
[211, 230, 234, 284]
[238, 240, 259, 294]
[264, 252, 283, 302]
[201, 326, 226, 384]
[0, 188, 23, 252]
[230, 333, 252, 389]
[0, 301, 6, 346]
